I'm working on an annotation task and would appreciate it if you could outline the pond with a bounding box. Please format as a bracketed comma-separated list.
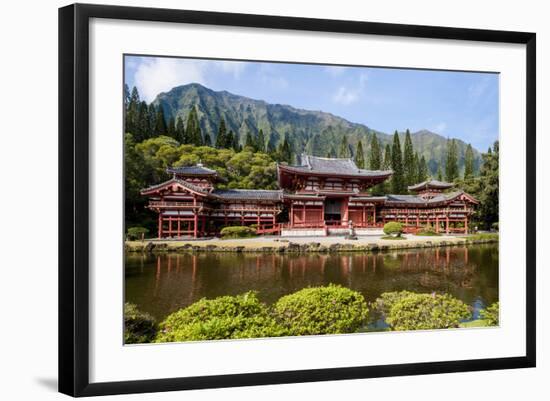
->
[125, 244, 498, 323]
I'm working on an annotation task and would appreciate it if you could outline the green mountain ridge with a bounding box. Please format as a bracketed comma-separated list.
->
[153, 83, 482, 175]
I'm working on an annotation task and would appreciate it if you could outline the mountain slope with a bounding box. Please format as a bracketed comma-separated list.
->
[153, 83, 482, 174]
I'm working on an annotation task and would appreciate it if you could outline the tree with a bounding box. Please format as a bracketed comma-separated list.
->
[391, 131, 405, 193]
[437, 165, 443, 181]
[369, 134, 382, 170]
[478, 141, 499, 227]
[154, 104, 168, 136]
[147, 104, 157, 139]
[277, 135, 292, 163]
[445, 138, 459, 182]
[204, 133, 212, 147]
[125, 86, 141, 135]
[215, 117, 228, 148]
[136, 101, 149, 142]
[257, 129, 266, 153]
[185, 106, 203, 146]
[175, 116, 185, 144]
[167, 116, 176, 139]
[245, 131, 256, 150]
[338, 135, 351, 158]
[403, 129, 416, 186]
[464, 143, 475, 180]
[417, 155, 428, 183]
[355, 140, 365, 169]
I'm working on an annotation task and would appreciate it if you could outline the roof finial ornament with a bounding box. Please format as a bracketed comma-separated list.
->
[197, 159, 203, 168]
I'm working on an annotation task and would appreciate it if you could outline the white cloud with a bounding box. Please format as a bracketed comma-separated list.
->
[132, 58, 249, 102]
[217, 60, 247, 79]
[433, 122, 447, 133]
[467, 77, 491, 100]
[332, 86, 360, 105]
[134, 58, 206, 102]
[324, 66, 348, 76]
[257, 64, 289, 90]
[331, 72, 368, 105]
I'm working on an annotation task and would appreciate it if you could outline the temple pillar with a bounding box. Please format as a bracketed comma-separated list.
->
[435, 216, 439, 233]
[446, 215, 450, 234]
[464, 217, 468, 234]
[158, 213, 163, 239]
[193, 212, 198, 238]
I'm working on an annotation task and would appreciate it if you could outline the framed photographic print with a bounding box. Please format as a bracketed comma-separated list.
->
[58, 3, 536, 397]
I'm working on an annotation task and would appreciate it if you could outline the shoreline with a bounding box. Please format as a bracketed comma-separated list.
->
[125, 234, 498, 254]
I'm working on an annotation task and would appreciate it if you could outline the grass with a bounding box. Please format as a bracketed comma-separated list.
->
[459, 319, 492, 328]
[466, 233, 499, 241]
[381, 235, 407, 240]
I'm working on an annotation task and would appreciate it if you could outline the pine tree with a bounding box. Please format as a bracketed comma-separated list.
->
[257, 129, 266, 152]
[417, 155, 428, 183]
[445, 138, 459, 182]
[437, 165, 443, 181]
[391, 131, 405, 193]
[355, 140, 365, 168]
[478, 141, 499, 227]
[154, 104, 168, 135]
[338, 135, 350, 158]
[245, 131, 256, 150]
[175, 116, 185, 144]
[215, 117, 228, 148]
[412, 152, 419, 184]
[147, 104, 157, 138]
[464, 143, 475, 179]
[136, 101, 149, 142]
[185, 107, 202, 145]
[125, 86, 141, 135]
[369, 134, 382, 170]
[204, 133, 212, 147]
[277, 135, 292, 163]
[403, 129, 416, 186]
[383, 144, 392, 171]
[167, 116, 176, 139]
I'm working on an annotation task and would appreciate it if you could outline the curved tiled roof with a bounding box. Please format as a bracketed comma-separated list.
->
[212, 189, 283, 201]
[140, 178, 209, 196]
[166, 165, 219, 176]
[408, 180, 454, 191]
[279, 154, 393, 178]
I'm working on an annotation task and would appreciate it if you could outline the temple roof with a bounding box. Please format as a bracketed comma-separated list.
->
[212, 189, 283, 201]
[140, 177, 209, 196]
[278, 154, 393, 178]
[385, 191, 478, 206]
[166, 164, 219, 176]
[408, 180, 454, 191]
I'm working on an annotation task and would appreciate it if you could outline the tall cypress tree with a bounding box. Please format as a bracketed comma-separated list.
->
[245, 131, 256, 150]
[437, 165, 443, 181]
[147, 104, 157, 138]
[355, 140, 365, 168]
[257, 129, 266, 152]
[403, 129, 416, 186]
[215, 117, 228, 148]
[175, 116, 185, 144]
[369, 133, 381, 170]
[136, 101, 149, 142]
[464, 143, 475, 179]
[185, 107, 202, 145]
[445, 138, 459, 182]
[277, 135, 292, 163]
[338, 135, 350, 158]
[391, 131, 405, 193]
[204, 133, 212, 147]
[125, 86, 140, 135]
[155, 104, 168, 135]
[167, 116, 176, 139]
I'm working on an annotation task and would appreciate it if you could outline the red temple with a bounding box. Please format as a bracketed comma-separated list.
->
[141, 154, 478, 238]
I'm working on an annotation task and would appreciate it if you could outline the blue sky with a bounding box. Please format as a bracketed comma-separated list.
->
[125, 55, 499, 151]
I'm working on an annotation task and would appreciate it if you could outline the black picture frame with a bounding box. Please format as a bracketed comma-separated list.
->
[59, 3, 536, 397]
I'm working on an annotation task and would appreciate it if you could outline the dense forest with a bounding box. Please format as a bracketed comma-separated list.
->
[124, 85, 499, 231]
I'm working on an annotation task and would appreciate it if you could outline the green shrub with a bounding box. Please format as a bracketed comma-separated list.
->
[126, 226, 149, 240]
[480, 302, 499, 326]
[220, 226, 257, 239]
[383, 222, 403, 237]
[155, 292, 286, 342]
[273, 285, 368, 335]
[372, 291, 418, 316]
[385, 292, 471, 331]
[124, 303, 157, 344]
[415, 225, 440, 236]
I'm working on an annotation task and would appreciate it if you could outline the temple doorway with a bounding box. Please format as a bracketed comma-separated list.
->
[324, 198, 342, 224]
